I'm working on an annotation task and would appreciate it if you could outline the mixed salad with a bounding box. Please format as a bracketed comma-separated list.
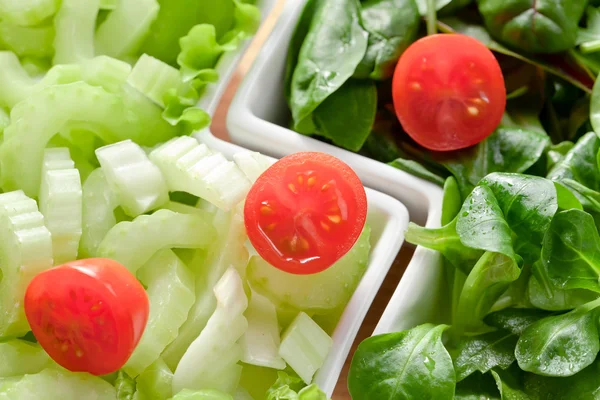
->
[283, 0, 600, 398]
[0, 1, 375, 399]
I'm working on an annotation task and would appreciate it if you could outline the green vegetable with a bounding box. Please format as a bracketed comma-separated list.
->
[389, 158, 446, 186]
[265, 371, 328, 400]
[0, 340, 49, 377]
[53, 0, 99, 65]
[454, 372, 500, 399]
[577, 6, 600, 54]
[441, 176, 462, 225]
[348, 324, 454, 400]
[523, 358, 600, 398]
[491, 365, 529, 400]
[0, 0, 59, 27]
[169, 389, 233, 400]
[0, 21, 54, 59]
[483, 308, 553, 336]
[527, 274, 598, 311]
[115, 371, 136, 400]
[134, 358, 173, 400]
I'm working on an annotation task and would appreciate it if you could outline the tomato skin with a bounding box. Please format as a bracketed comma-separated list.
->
[24, 259, 149, 376]
[245, 152, 367, 275]
[392, 34, 506, 151]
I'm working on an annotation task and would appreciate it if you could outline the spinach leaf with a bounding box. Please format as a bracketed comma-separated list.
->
[515, 298, 600, 377]
[451, 329, 518, 382]
[546, 141, 574, 171]
[348, 324, 455, 400]
[528, 274, 598, 311]
[438, 0, 472, 15]
[354, 0, 420, 80]
[542, 209, 600, 293]
[312, 79, 376, 151]
[577, 6, 600, 52]
[455, 372, 501, 400]
[484, 308, 553, 336]
[389, 158, 445, 186]
[288, 0, 368, 132]
[491, 365, 529, 400]
[591, 76, 600, 135]
[413, 0, 451, 15]
[441, 128, 550, 198]
[476, 0, 587, 54]
[554, 181, 583, 211]
[442, 176, 462, 226]
[523, 359, 600, 398]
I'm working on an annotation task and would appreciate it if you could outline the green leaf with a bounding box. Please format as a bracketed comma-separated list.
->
[389, 158, 445, 186]
[523, 358, 600, 398]
[414, 0, 451, 15]
[553, 182, 583, 211]
[451, 330, 518, 382]
[135, 358, 174, 400]
[484, 308, 553, 336]
[354, 0, 420, 80]
[516, 298, 600, 377]
[527, 274, 598, 311]
[115, 371, 136, 400]
[491, 365, 529, 400]
[265, 371, 328, 400]
[312, 79, 376, 151]
[542, 209, 600, 293]
[577, 7, 600, 49]
[348, 324, 454, 400]
[288, 0, 368, 130]
[455, 372, 501, 400]
[442, 176, 462, 226]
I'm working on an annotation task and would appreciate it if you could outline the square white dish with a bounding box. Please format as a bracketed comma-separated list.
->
[196, 130, 410, 396]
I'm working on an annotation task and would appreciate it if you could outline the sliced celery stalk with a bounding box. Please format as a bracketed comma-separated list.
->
[0, 52, 35, 109]
[81, 56, 131, 93]
[53, 0, 99, 64]
[0, 0, 59, 26]
[232, 151, 276, 183]
[127, 54, 181, 107]
[279, 313, 333, 385]
[0, 21, 54, 59]
[0, 340, 50, 377]
[96, 139, 169, 217]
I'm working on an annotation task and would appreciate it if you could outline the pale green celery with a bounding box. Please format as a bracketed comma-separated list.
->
[150, 137, 251, 211]
[162, 206, 249, 370]
[39, 148, 82, 264]
[0, 368, 116, 398]
[81, 56, 131, 93]
[162, 201, 211, 217]
[0, 108, 9, 135]
[171, 389, 233, 400]
[124, 249, 195, 377]
[53, 0, 99, 64]
[173, 268, 248, 395]
[0, 340, 50, 377]
[39, 64, 83, 86]
[0, 21, 54, 59]
[279, 312, 333, 384]
[99, 0, 117, 9]
[0, 0, 58, 26]
[0, 52, 35, 109]
[128, 54, 182, 107]
[95, 0, 159, 59]
[240, 291, 286, 370]
[233, 151, 276, 183]
[21, 57, 51, 77]
[96, 140, 169, 217]
[0, 191, 53, 337]
[97, 209, 215, 274]
[133, 358, 173, 400]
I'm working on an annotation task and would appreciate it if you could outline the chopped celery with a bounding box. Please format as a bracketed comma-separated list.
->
[0, 22, 54, 59]
[124, 250, 195, 377]
[39, 148, 82, 264]
[240, 291, 286, 370]
[0, 52, 35, 109]
[21, 57, 51, 77]
[150, 137, 251, 211]
[53, 0, 99, 64]
[248, 226, 371, 315]
[0, 191, 53, 337]
[0, 368, 117, 399]
[162, 206, 248, 370]
[239, 365, 279, 400]
[162, 201, 210, 217]
[170, 389, 233, 400]
[95, 0, 159, 59]
[233, 151, 276, 183]
[128, 54, 182, 107]
[96, 140, 169, 217]
[0, 340, 50, 377]
[134, 358, 173, 400]
[0, 0, 59, 27]
[80, 56, 132, 93]
[97, 209, 215, 274]
[79, 169, 118, 258]
[279, 313, 332, 385]
[173, 268, 248, 394]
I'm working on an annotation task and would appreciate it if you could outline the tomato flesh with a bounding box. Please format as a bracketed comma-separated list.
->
[392, 34, 506, 151]
[24, 259, 149, 376]
[245, 152, 367, 274]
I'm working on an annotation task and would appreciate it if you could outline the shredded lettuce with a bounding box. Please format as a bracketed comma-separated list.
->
[266, 372, 329, 400]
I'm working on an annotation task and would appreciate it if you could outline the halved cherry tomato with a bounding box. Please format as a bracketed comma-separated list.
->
[24, 259, 149, 376]
[392, 34, 506, 151]
[245, 152, 367, 275]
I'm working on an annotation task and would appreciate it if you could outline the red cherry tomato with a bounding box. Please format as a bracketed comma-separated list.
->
[24, 259, 149, 376]
[392, 34, 506, 151]
[245, 152, 367, 275]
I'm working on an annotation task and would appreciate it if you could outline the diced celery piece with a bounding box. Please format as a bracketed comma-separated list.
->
[96, 140, 169, 217]
[128, 54, 182, 107]
[0, 0, 58, 26]
[162, 206, 248, 370]
[279, 313, 333, 385]
[134, 358, 173, 400]
[0, 191, 53, 337]
[0, 21, 54, 59]
[0, 52, 35, 109]
[0, 340, 49, 377]
[0, 368, 116, 399]
[173, 268, 248, 395]
[240, 291, 285, 370]
[39, 148, 82, 264]
[21, 57, 51, 77]
[97, 209, 215, 274]
[162, 201, 209, 217]
[95, 0, 159, 59]
[124, 249, 195, 377]
[150, 137, 251, 211]
[232, 151, 276, 183]
[53, 0, 99, 64]
[81, 56, 131, 93]
[248, 226, 371, 315]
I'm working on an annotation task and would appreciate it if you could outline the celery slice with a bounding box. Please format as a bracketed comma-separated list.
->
[53, 0, 99, 64]
[173, 268, 248, 394]
[96, 140, 169, 217]
[240, 291, 286, 370]
[95, 0, 159, 59]
[124, 249, 195, 377]
[279, 313, 333, 385]
[128, 54, 182, 107]
[134, 358, 173, 400]
[0, 0, 59, 27]
[0, 52, 35, 109]
[150, 137, 251, 211]
[97, 209, 215, 274]
[81, 56, 131, 93]
[0, 22, 54, 59]
[233, 151, 276, 183]
[39, 148, 82, 264]
[0, 340, 50, 377]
